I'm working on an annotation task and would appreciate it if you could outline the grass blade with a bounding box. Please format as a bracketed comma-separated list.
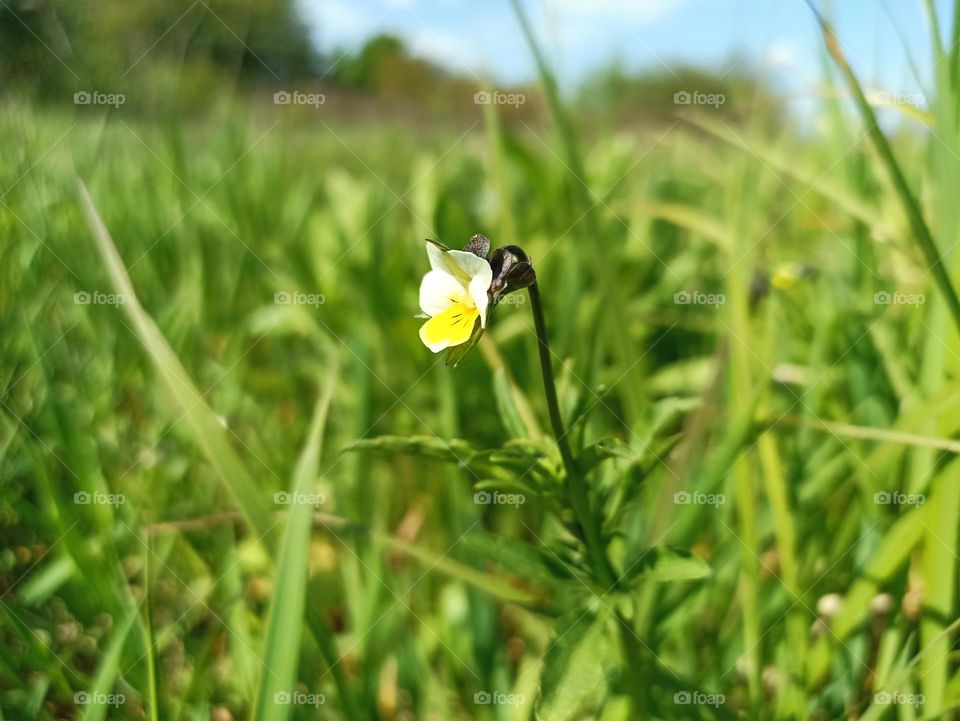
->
[253, 357, 339, 721]
[77, 608, 136, 721]
[807, 2, 960, 335]
[77, 180, 276, 543]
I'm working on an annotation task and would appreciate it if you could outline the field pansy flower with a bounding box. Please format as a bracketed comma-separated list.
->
[418, 235, 537, 362]
[418, 237, 492, 353]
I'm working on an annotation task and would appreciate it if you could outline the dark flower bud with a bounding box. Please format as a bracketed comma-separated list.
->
[489, 245, 536, 302]
[463, 234, 491, 259]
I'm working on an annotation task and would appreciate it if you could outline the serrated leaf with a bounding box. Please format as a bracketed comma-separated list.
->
[347, 435, 475, 462]
[535, 611, 609, 721]
[578, 437, 637, 473]
[622, 547, 711, 585]
[474, 478, 540, 498]
[462, 532, 558, 586]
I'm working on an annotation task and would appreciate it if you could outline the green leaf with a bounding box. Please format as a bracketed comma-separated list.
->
[347, 434, 475, 462]
[462, 532, 559, 586]
[535, 611, 610, 721]
[578, 437, 637, 473]
[252, 360, 339, 721]
[621, 547, 711, 585]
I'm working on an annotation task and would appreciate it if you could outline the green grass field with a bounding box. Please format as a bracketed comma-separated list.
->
[3, 5, 960, 720]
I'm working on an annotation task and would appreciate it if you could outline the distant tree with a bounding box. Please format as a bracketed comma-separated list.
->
[0, 0, 321, 98]
[331, 34, 407, 90]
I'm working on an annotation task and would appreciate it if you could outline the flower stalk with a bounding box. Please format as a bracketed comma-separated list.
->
[527, 281, 615, 587]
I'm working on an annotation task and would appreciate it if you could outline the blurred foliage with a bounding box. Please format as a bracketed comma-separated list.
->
[0, 0, 318, 98]
[578, 62, 779, 129]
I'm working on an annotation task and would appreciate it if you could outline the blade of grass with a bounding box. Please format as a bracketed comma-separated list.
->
[143, 539, 160, 721]
[79, 177, 363, 719]
[253, 356, 339, 721]
[77, 607, 136, 721]
[509, 0, 645, 425]
[833, 507, 926, 638]
[143, 511, 544, 608]
[77, 179, 276, 543]
[807, 1, 960, 335]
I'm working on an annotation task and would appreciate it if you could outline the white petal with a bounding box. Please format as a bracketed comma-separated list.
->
[425, 242, 490, 285]
[468, 265, 493, 327]
[419, 270, 467, 317]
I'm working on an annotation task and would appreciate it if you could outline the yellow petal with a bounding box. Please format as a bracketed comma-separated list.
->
[419, 304, 479, 353]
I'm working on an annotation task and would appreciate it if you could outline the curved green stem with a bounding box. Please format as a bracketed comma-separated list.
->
[528, 282, 614, 587]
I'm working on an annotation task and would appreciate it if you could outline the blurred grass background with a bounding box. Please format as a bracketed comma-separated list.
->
[3, 0, 960, 719]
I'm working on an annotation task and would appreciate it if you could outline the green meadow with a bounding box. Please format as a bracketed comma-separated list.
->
[3, 2, 960, 719]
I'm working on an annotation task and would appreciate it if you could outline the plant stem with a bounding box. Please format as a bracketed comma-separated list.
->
[528, 282, 614, 587]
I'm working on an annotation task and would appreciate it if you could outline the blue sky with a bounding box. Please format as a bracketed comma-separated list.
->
[301, 0, 951, 104]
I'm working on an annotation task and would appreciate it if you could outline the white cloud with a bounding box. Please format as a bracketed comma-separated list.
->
[545, 0, 683, 24]
[765, 39, 799, 69]
[407, 30, 486, 78]
[301, 0, 376, 45]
